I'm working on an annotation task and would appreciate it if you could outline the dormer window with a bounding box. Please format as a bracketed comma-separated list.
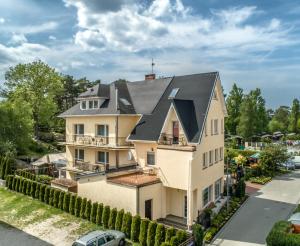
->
[169, 88, 179, 99]
[80, 100, 100, 110]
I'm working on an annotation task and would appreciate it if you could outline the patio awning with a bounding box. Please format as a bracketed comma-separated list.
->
[288, 213, 300, 225]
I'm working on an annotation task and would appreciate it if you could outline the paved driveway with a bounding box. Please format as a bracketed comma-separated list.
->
[0, 221, 52, 246]
[211, 170, 300, 246]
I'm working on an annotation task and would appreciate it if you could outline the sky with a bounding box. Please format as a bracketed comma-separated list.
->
[0, 0, 299, 108]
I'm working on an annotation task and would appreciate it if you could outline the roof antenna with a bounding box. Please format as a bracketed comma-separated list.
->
[151, 58, 155, 74]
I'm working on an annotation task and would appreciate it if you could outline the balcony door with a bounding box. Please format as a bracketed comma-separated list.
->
[172, 121, 179, 144]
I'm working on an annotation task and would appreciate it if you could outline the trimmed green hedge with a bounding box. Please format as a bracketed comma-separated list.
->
[122, 212, 132, 238]
[69, 194, 76, 215]
[74, 196, 82, 217]
[102, 205, 110, 228]
[147, 221, 157, 246]
[131, 214, 141, 242]
[63, 192, 71, 212]
[108, 208, 117, 229]
[115, 209, 124, 231]
[96, 203, 103, 225]
[154, 224, 165, 246]
[192, 224, 204, 246]
[165, 227, 176, 243]
[84, 199, 92, 221]
[139, 219, 150, 246]
[80, 198, 87, 219]
[90, 202, 98, 223]
[266, 221, 300, 246]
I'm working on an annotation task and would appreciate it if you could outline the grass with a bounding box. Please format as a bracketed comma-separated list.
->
[0, 187, 102, 234]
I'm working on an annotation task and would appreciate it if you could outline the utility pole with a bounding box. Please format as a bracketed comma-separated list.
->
[151, 58, 155, 74]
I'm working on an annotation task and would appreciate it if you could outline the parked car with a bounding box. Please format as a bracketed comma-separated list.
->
[281, 159, 296, 170]
[72, 230, 126, 246]
[292, 156, 300, 169]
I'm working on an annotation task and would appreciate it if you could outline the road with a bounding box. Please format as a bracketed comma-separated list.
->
[0, 221, 52, 246]
[211, 170, 300, 246]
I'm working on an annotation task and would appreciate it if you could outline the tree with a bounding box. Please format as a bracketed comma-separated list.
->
[237, 89, 268, 140]
[273, 106, 290, 132]
[108, 208, 118, 229]
[2, 61, 63, 137]
[225, 83, 244, 135]
[90, 202, 98, 223]
[96, 203, 104, 225]
[147, 222, 157, 246]
[115, 209, 124, 230]
[139, 219, 150, 246]
[121, 212, 132, 238]
[154, 224, 165, 246]
[288, 99, 300, 133]
[131, 215, 141, 242]
[192, 224, 204, 246]
[268, 119, 285, 133]
[84, 200, 92, 220]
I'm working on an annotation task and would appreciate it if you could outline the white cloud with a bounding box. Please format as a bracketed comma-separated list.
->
[9, 33, 27, 45]
[0, 18, 5, 24]
[63, 0, 292, 57]
[49, 35, 57, 40]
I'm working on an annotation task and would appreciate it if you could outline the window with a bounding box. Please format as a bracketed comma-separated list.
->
[96, 125, 109, 136]
[209, 150, 213, 165]
[97, 151, 109, 164]
[215, 179, 222, 200]
[203, 152, 208, 168]
[87, 241, 97, 246]
[89, 100, 93, 109]
[147, 152, 155, 165]
[221, 119, 224, 134]
[94, 100, 99, 108]
[128, 151, 133, 161]
[214, 119, 218, 135]
[81, 101, 86, 110]
[74, 124, 84, 135]
[168, 88, 179, 99]
[219, 147, 223, 160]
[105, 235, 115, 242]
[75, 149, 84, 161]
[215, 148, 219, 163]
[203, 185, 212, 207]
[97, 237, 106, 246]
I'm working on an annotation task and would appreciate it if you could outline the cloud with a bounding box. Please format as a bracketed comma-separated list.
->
[0, 18, 5, 24]
[9, 33, 28, 45]
[63, 0, 293, 57]
[49, 35, 57, 40]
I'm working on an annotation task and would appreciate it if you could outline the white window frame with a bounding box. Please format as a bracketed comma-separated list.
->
[214, 119, 218, 135]
[147, 152, 155, 165]
[202, 152, 207, 168]
[219, 147, 224, 161]
[221, 119, 224, 134]
[209, 150, 213, 165]
[215, 178, 222, 201]
[203, 185, 213, 207]
[80, 101, 87, 110]
[74, 124, 84, 135]
[215, 148, 219, 163]
[96, 124, 109, 137]
[75, 149, 84, 161]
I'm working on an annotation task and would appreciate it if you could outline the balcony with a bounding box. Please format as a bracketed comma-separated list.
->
[158, 133, 195, 151]
[65, 135, 133, 148]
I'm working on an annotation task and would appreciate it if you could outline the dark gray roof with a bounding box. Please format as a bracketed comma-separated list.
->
[78, 84, 110, 98]
[127, 77, 172, 114]
[128, 72, 218, 143]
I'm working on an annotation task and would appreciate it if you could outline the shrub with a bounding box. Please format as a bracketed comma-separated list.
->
[15, 176, 20, 191]
[165, 227, 176, 243]
[36, 175, 53, 185]
[22, 179, 27, 194]
[5, 175, 13, 189]
[12, 176, 16, 191]
[84, 199, 92, 220]
[49, 188, 55, 206]
[249, 176, 272, 185]
[235, 178, 246, 198]
[139, 219, 150, 246]
[147, 221, 157, 246]
[39, 184, 46, 202]
[154, 224, 165, 246]
[80, 198, 87, 219]
[102, 205, 110, 228]
[161, 243, 171, 246]
[121, 212, 132, 238]
[18, 178, 24, 192]
[96, 203, 103, 225]
[170, 236, 180, 246]
[176, 230, 188, 243]
[131, 214, 141, 242]
[74, 196, 82, 217]
[108, 208, 118, 229]
[115, 209, 124, 231]
[58, 191, 65, 210]
[69, 194, 76, 215]
[90, 202, 98, 223]
[35, 183, 41, 198]
[44, 186, 51, 204]
[53, 189, 60, 208]
[63, 192, 71, 212]
[26, 180, 32, 195]
[30, 181, 37, 198]
[266, 221, 300, 246]
[203, 227, 217, 243]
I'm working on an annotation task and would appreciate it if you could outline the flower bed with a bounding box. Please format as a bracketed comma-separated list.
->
[204, 196, 248, 243]
[249, 176, 272, 185]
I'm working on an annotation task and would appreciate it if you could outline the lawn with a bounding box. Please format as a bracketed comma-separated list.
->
[0, 187, 103, 245]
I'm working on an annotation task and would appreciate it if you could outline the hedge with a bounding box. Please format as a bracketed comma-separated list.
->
[53, 189, 60, 208]
[165, 227, 176, 243]
[192, 224, 204, 246]
[108, 208, 117, 229]
[147, 221, 157, 246]
[121, 212, 132, 238]
[63, 192, 71, 212]
[115, 209, 124, 231]
[80, 198, 87, 219]
[30, 181, 37, 198]
[96, 203, 104, 225]
[0, 156, 13, 180]
[69, 194, 76, 215]
[74, 196, 82, 217]
[58, 191, 65, 210]
[39, 184, 46, 202]
[49, 188, 55, 206]
[44, 186, 51, 204]
[26, 180, 32, 195]
[90, 202, 98, 223]
[22, 179, 27, 194]
[154, 224, 165, 246]
[18, 178, 24, 193]
[170, 236, 180, 246]
[235, 178, 246, 198]
[84, 200, 92, 220]
[131, 214, 141, 242]
[139, 219, 150, 246]
[266, 221, 300, 246]
[102, 205, 110, 228]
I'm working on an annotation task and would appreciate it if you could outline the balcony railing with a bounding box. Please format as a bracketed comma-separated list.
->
[73, 160, 106, 173]
[66, 135, 132, 147]
[158, 133, 187, 146]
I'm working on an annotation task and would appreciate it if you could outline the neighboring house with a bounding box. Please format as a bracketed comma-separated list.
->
[58, 72, 227, 229]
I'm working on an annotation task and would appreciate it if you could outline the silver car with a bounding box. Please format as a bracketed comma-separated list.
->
[72, 230, 126, 246]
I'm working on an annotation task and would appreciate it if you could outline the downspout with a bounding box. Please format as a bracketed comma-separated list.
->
[136, 187, 140, 215]
[187, 156, 194, 230]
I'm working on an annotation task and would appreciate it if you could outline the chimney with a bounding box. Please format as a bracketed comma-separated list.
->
[145, 73, 156, 80]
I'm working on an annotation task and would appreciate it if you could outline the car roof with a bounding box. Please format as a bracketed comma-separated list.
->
[77, 230, 107, 244]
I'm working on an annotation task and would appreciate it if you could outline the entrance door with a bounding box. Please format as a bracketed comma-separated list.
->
[172, 121, 179, 144]
[184, 195, 187, 218]
[145, 199, 152, 220]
